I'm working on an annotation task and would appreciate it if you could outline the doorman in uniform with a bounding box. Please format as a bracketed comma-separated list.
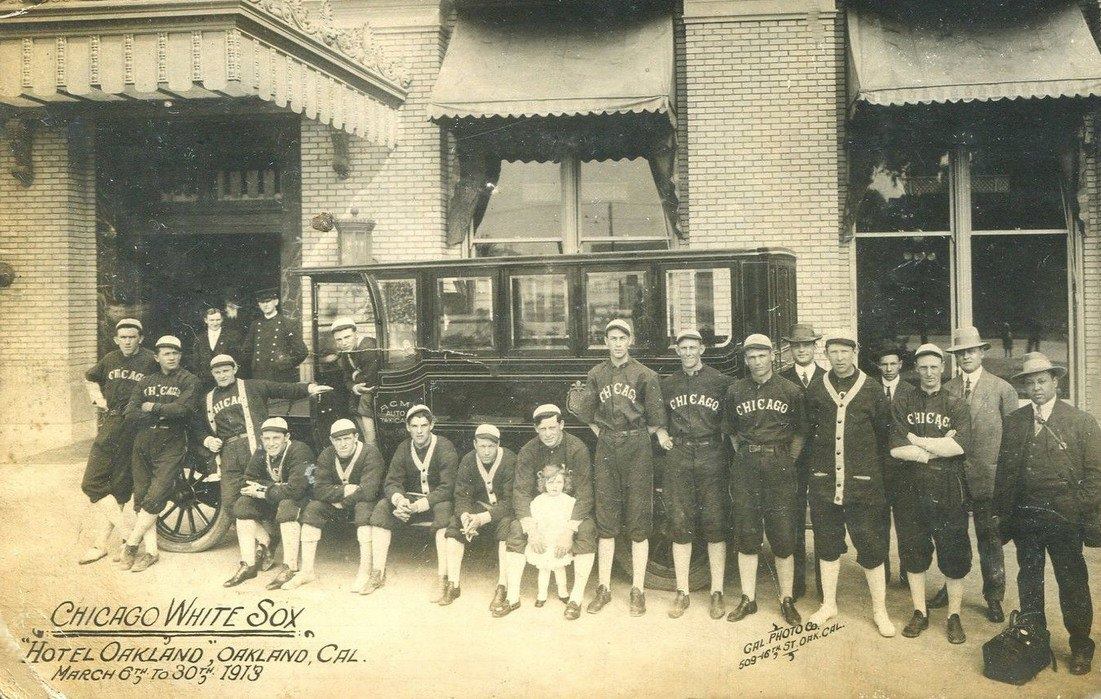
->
[937, 326, 1018, 623]
[994, 352, 1101, 675]
[120, 336, 198, 573]
[724, 334, 807, 627]
[577, 318, 669, 617]
[224, 417, 315, 589]
[296, 419, 386, 592]
[444, 423, 516, 609]
[877, 346, 918, 587]
[804, 329, 895, 637]
[324, 317, 381, 447]
[79, 318, 158, 565]
[888, 344, 973, 645]
[245, 287, 309, 383]
[779, 323, 823, 600]
[370, 405, 458, 603]
[195, 354, 330, 528]
[659, 328, 732, 620]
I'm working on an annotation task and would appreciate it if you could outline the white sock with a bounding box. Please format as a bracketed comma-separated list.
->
[708, 542, 727, 594]
[553, 567, 568, 597]
[776, 555, 794, 600]
[673, 542, 691, 593]
[356, 526, 373, 579]
[908, 571, 927, 615]
[537, 568, 551, 600]
[434, 528, 448, 579]
[946, 578, 964, 616]
[496, 542, 508, 586]
[572, 553, 595, 604]
[372, 527, 392, 574]
[299, 525, 321, 576]
[446, 536, 464, 586]
[506, 552, 526, 604]
[142, 524, 158, 556]
[631, 540, 648, 590]
[598, 538, 615, 588]
[280, 522, 301, 570]
[236, 519, 257, 565]
[738, 553, 758, 601]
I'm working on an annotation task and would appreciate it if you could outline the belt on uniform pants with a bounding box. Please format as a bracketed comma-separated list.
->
[741, 443, 785, 454]
[147, 423, 178, 430]
[673, 436, 719, 447]
[224, 434, 250, 444]
[601, 428, 645, 438]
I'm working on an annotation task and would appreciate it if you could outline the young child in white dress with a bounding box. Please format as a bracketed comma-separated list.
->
[525, 464, 574, 606]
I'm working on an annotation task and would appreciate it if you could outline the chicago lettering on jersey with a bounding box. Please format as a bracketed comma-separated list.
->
[598, 382, 638, 404]
[735, 398, 790, 416]
[211, 395, 241, 417]
[668, 393, 721, 412]
[106, 368, 146, 383]
[906, 411, 951, 431]
[143, 385, 181, 398]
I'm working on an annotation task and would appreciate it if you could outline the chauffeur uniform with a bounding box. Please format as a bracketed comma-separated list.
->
[245, 311, 309, 383]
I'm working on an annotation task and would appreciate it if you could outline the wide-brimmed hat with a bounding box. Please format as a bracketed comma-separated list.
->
[947, 326, 991, 353]
[782, 324, 821, 343]
[1012, 352, 1067, 381]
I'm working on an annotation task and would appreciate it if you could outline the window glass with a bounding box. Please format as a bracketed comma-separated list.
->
[379, 278, 417, 366]
[475, 241, 562, 257]
[511, 275, 570, 349]
[666, 268, 733, 347]
[857, 149, 950, 232]
[314, 281, 377, 358]
[585, 271, 652, 348]
[579, 159, 668, 244]
[971, 234, 1068, 396]
[970, 149, 1065, 230]
[476, 160, 562, 244]
[856, 236, 951, 377]
[437, 277, 495, 350]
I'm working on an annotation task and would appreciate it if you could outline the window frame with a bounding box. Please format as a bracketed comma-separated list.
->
[506, 271, 575, 356]
[660, 263, 738, 351]
[430, 268, 502, 355]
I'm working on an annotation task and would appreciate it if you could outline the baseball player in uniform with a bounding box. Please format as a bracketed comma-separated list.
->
[444, 424, 516, 609]
[503, 404, 597, 620]
[778, 323, 824, 600]
[79, 318, 158, 565]
[370, 405, 458, 603]
[224, 417, 315, 589]
[658, 328, 732, 620]
[295, 419, 386, 592]
[578, 318, 668, 617]
[196, 354, 330, 533]
[723, 334, 808, 627]
[244, 286, 309, 383]
[324, 317, 381, 447]
[888, 344, 973, 644]
[804, 329, 895, 636]
[877, 347, 918, 587]
[119, 336, 198, 573]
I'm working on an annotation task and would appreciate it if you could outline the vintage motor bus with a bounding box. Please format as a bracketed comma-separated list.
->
[158, 248, 797, 590]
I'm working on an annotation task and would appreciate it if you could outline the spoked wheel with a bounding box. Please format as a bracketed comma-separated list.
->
[157, 463, 230, 553]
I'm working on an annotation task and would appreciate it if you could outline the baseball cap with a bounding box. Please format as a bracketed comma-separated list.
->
[330, 317, 357, 335]
[605, 319, 632, 337]
[261, 417, 289, 434]
[675, 328, 703, 344]
[209, 354, 237, 370]
[405, 404, 434, 423]
[474, 424, 501, 443]
[115, 318, 143, 333]
[742, 333, 773, 352]
[913, 343, 945, 361]
[329, 418, 358, 438]
[154, 335, 182, 351]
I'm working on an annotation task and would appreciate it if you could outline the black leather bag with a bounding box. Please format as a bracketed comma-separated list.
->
[982, 611, 1056, 685]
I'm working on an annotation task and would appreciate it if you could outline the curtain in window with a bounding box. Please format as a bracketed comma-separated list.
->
[445, 142, 501, 246]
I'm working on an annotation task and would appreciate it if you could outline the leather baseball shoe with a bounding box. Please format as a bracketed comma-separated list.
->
[780, 597, 801, 626]
[586, 585, 611, 614]
[709, 592, 725, 620]
[985, 599, 1005, 624]
[119, 544, 139, 570]
[359, 570, 385, 596]
[489, 584, 507, 612]
[430, 576, 449, 604]
[79, 546, 108, 565]
[629, 587, 646, 617]
[256, 543, 276, 572]
[1069, 644, 1094, 675]
[929, 584, 948, 609]
[667, 591, 690, 619]
[438, 581, 461, 606]
[224, 562, 258, 587]
[492, 600, 520, 618]
[946, 614, 966, 644]
[130, 553, 159, 573]
[902, 610, 929, 638]
[282, 570, 317, 590]
[727, 595, 757, 622]
[266, 564, 296, 590]
[564, 601, 581, 621]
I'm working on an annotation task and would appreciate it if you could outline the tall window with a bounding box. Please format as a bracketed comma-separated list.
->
[474, 157, 669, 256]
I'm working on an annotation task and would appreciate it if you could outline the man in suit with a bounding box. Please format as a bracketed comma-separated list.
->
[934, 326, 1019, 623]
[876, 347, 918, 587]
[190, 307, 240, 392]
[993, 352, 1101, 675]
[779, 323, 823, 600]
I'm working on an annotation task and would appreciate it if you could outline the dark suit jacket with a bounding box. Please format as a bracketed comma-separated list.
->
[945, 369, 1020, 499]
[189, 328, 241, 386]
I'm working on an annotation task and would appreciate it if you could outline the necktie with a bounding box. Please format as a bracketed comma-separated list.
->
[1034, 411, 1044, 436]
[801, 372, 809, 388]
[964, 376, 972, 402]
[884, 384, 892, 401]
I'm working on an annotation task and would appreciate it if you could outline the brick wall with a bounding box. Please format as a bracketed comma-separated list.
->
[1081, 112, 1100, 418]
[0, 123, 98, 460]
[682, 3, 852, 337]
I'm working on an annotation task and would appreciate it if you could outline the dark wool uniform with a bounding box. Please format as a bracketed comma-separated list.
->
[510, 432, 597, 555]
[578, 357, 665, 541]
[994, 400, 1101, 654]
[233, 440, 315, 524]
[661, 364, 732, 544]
[371, 435, 457, 530]
[124, 367, 199, 515]
[83, 348, 158, 504]
[302, 441, 386, 528]
[880, 379, 919, 569]
[196, 379, 312, 522]
[446, 447, 517, 543]
[724, 373, 808, 558]
[805, 370, 891, 569]
[888, 387, 973, 579]
[245, 313, 309, 383]
[188, 328, 241, 392]
[336, 336, 380, 417]
[779, 362, 823, 592]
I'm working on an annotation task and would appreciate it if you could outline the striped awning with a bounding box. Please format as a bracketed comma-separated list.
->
[0, 0, 408, 145]
[848, 2, 1101, 111]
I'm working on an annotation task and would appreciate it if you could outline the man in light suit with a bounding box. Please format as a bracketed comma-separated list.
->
[932, 326, 1018, 623]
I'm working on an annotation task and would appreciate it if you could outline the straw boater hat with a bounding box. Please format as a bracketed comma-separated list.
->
[782, 324, 821, 343]
[1012, 352, 1067, 381]
[947, 326, 991, 353]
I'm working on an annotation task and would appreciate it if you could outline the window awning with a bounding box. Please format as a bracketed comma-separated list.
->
[428, 10, 674, 123]
[847, 3, 1101, 111]
[0, 0, 408, 145]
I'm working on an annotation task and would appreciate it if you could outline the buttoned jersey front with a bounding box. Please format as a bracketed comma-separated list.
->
[578, 357, 665, 432]
[723, 373, 807, 445]
[661, 364, 731, 439]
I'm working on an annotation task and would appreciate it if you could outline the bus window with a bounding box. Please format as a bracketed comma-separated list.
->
[585, 270, 652, 347]
[510, 274, 569, 349]
[437, 276, 495, 350]
[666, 268, 733, 347]
[313, 281, 377, 361]
[379, 278, 417, 366]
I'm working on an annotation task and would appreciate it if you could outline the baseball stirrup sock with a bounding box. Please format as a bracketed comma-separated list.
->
[237, 520, 257, 565]
[280, 522, 301, 569]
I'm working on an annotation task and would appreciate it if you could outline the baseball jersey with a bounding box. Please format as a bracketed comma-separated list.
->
[203, 379, 311, 439]
[661, 364, 732, 439]
[337, 336, 381, 392]
[246, 312, 308, 382]
[85, 348, 158, 412]
[383, 435, 458, 506]
[313, 441, 386, 507]
[723, 373, 807, 446]
[124, 367, 199, 428]
[514, 432, 593, 522]
[242, 440, 315, 504]
[454, 447, 517, 521]
[578, 357, 666, 432]
[889, 386, 972, 471]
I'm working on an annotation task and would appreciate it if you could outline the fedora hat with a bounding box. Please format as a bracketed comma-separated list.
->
[947, 326, 991, 353]
[1012, 352, 1067, 381]
[782, 324, 821, 343]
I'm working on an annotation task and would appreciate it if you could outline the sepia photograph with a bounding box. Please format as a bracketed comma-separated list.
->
[0, 0, 1099, 696]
